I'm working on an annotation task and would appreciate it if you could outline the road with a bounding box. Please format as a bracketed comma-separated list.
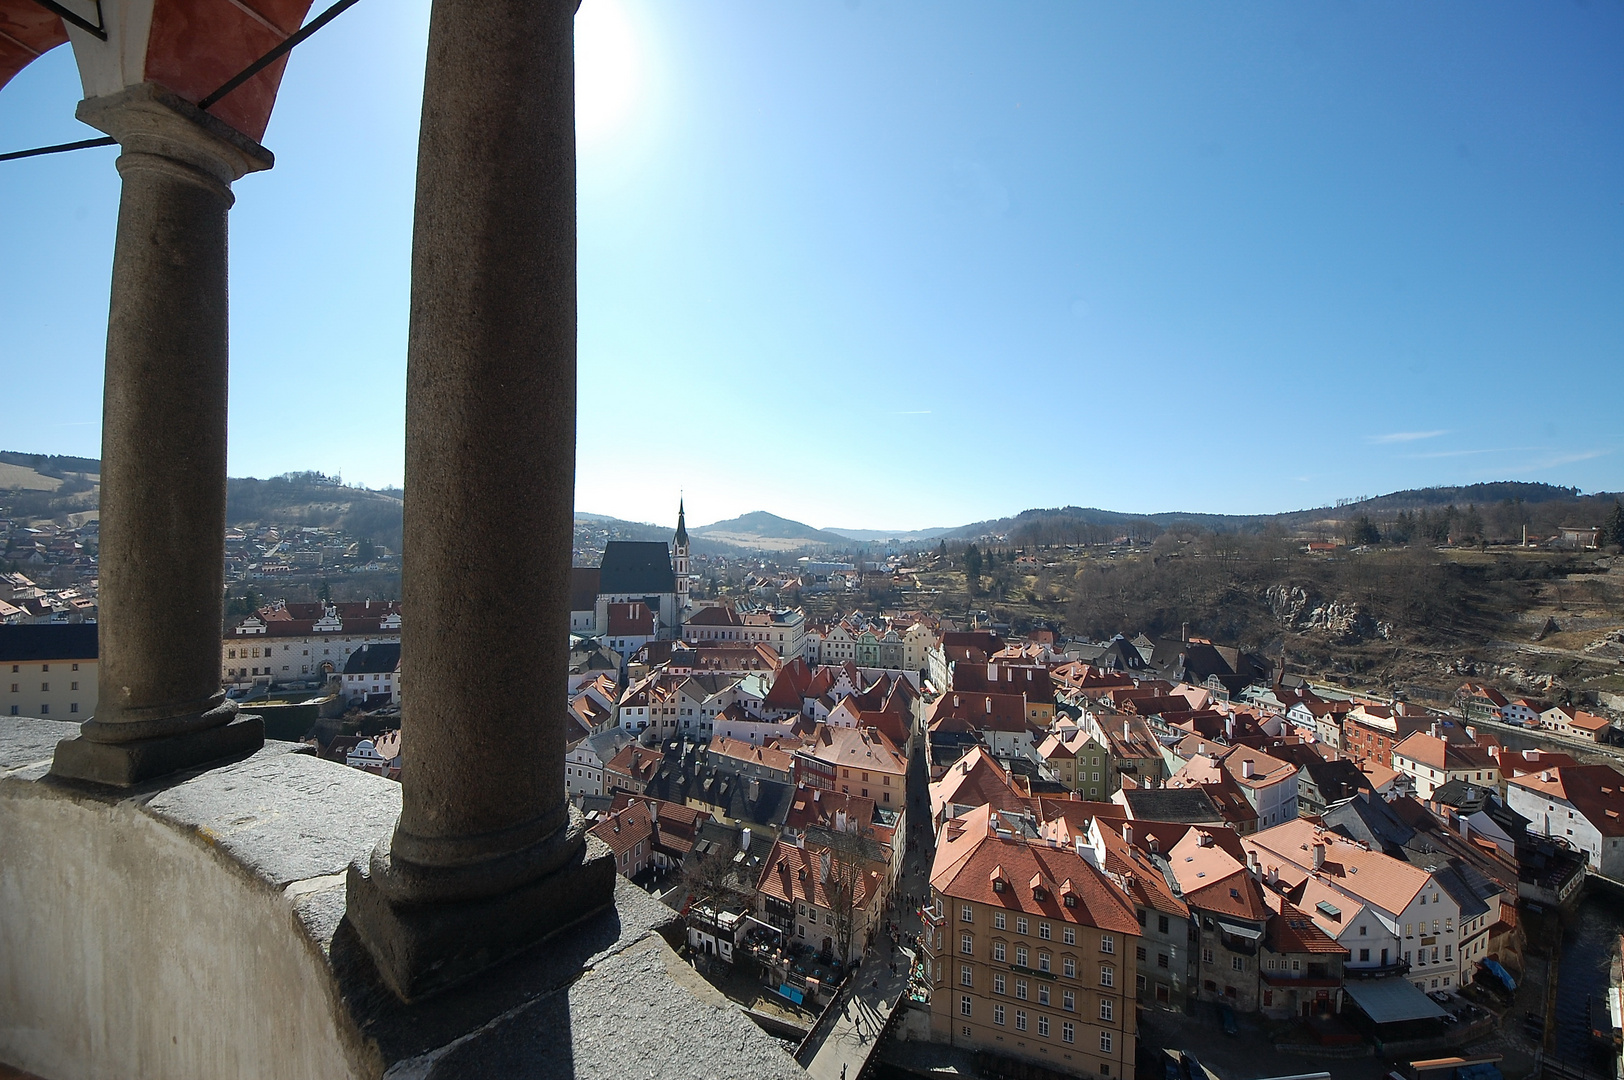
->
[800, 711, 941, 1080]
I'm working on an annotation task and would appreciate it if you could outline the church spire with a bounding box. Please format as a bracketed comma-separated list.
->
[674, 497, 688, 548]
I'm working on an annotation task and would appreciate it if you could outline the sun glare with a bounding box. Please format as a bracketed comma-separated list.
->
[575, 0, 641, 144]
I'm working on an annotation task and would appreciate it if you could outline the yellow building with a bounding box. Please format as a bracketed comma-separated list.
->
[924, 804, 1140, 1078]
[2, 624, 98, 721]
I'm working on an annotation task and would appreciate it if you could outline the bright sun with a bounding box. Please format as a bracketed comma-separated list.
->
[575, 0, 640, 145]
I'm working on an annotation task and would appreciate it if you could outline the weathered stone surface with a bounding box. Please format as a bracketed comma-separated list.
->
[415, 936, 805, 1080]
[0, 717, 78, 776]
[1, 726, 808, 1079]
[148, 745, 402, 888]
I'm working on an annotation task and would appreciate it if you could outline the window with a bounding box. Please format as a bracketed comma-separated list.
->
[1040, 922, 1052, 940]
[1038, 985, 1050, 1006]
[1063, 957, 1076, 978]
[994, 1005, 1006, 1026]
[1016, 979, 1028, 1000]
[994, 974, 1006, 995]
[1158, 914, 1170, 934]
[961, 966, 974, 988]
[41, 683, 48, 692]
[1016, 917, 1028, 935]
[1100, 966, 1114, 987]
[960, 995, 973, 1018]
[1359, 949, 1370, 962]
[962, 905, 974, 923]
[1063, 990, 1075, 1011]
[994, 942, 1006, 962]
[1136, 946, 1147, 961]
[1039, 952, 1051, 973]
[1231, 957, 1244, 972]
[1015, 1010, 1027, 1032]
[1100, 934, 1114, 954]
[1063, 1020, 1075, 1043]
[1063, 927, 1076, 946]
[1359, 925, 1367, 936]
[39, 704, 47, 714]
[1016, 946, 1029, 967]
[1157, 953, 1169, 969]
[70, 703, 78, 713]
[994, 912, 1007, 930]
[1100, 1031, 1113, 1054]
[1038, 1015, 1050, 1037]
[1202, 948, 1214, 965]
[961, 933, 974, 955]
[1100, 998, 1114, 1022]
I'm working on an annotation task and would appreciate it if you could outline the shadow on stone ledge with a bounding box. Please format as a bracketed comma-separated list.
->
[0, 717, 804, 1080]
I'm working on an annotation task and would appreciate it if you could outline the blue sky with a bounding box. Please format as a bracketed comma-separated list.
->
[2, 1, 1620, 531]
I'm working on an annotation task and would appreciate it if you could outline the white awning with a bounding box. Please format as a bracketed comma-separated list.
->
[1342, 978, 1449, 1024]
[1217, 920, 1263, 940]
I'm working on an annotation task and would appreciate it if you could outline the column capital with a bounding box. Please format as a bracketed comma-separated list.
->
[77, 82, 274, 190]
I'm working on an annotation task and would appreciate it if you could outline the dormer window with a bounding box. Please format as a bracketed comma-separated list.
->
[1064, 894, 1078, 908]
[993, 879, 1006, 893]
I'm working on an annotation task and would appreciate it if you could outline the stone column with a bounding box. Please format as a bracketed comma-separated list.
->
[345, 0, 614, 1001]
[50, 84, 269, 788]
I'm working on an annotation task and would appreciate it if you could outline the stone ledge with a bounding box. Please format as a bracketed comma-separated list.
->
[0, 718, 804, 1080]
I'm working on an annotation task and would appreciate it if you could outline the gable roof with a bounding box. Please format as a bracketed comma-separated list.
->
[598, 541, 675, 595]
[929, 810, 1141, 935]
[342, 642, 401, 675]
[0, 623, 97, 662]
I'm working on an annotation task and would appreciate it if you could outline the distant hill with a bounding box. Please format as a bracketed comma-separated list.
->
[691, 511, 852, 552]
[823, 525, 955, 542]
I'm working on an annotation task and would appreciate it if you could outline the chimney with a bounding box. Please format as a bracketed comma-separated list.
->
[1267, 865, 1279, 887]
[1466, 725, 1477, 743]
[1242, 759, 1255, 780]
[1197, 831, 1214, 848]
[1312, 843, 1325, 870]
[1247, 849, 1259, 873]
[1430, 721, 1440, 738]
[987, 698, 993, 714]
[988, 663, 999, 681]
[741, 827, 752, 851]
[1123, 823, 1134, 847]
[1541, 770, 1553, 782]
[1182, 622, 1189, 643]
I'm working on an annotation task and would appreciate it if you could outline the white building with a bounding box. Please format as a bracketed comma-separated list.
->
[1246, 820, 1466, 991]
[1505, 764, 1624, 881]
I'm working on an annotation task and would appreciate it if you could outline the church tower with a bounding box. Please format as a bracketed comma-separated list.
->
[673, 499, 691, 608]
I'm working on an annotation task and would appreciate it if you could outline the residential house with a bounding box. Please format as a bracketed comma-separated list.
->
[1390, 732, 1501, 800]
[1258, 893, 1349, 1020]
[1340, 703, 1431, 768]
[924, 804, 1141, 1078]
[1245, 820, 1465, 993]
[1504, 763, 1624, 880]
[1537, 705, 1614, 744]
[566, 728, 635, 798]
[756, 836, 888, 964]
[338, 642, 401, 705]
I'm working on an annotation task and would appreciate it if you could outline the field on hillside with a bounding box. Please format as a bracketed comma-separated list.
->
[899, 539, 1624, 711]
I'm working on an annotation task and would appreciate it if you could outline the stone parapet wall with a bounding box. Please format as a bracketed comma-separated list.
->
[0, 718, 805, 1080]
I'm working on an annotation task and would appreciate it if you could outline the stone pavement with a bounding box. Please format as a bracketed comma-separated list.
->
[802, 947, 914, 1080]
[801, 718, 942, 1080]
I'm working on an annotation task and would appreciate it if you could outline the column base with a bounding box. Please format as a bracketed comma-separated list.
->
[345, 832, 617, 1002]
[49, 715, 264, 788]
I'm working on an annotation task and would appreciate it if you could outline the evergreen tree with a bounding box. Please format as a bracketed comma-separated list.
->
[1603, 501, 1624, 549]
